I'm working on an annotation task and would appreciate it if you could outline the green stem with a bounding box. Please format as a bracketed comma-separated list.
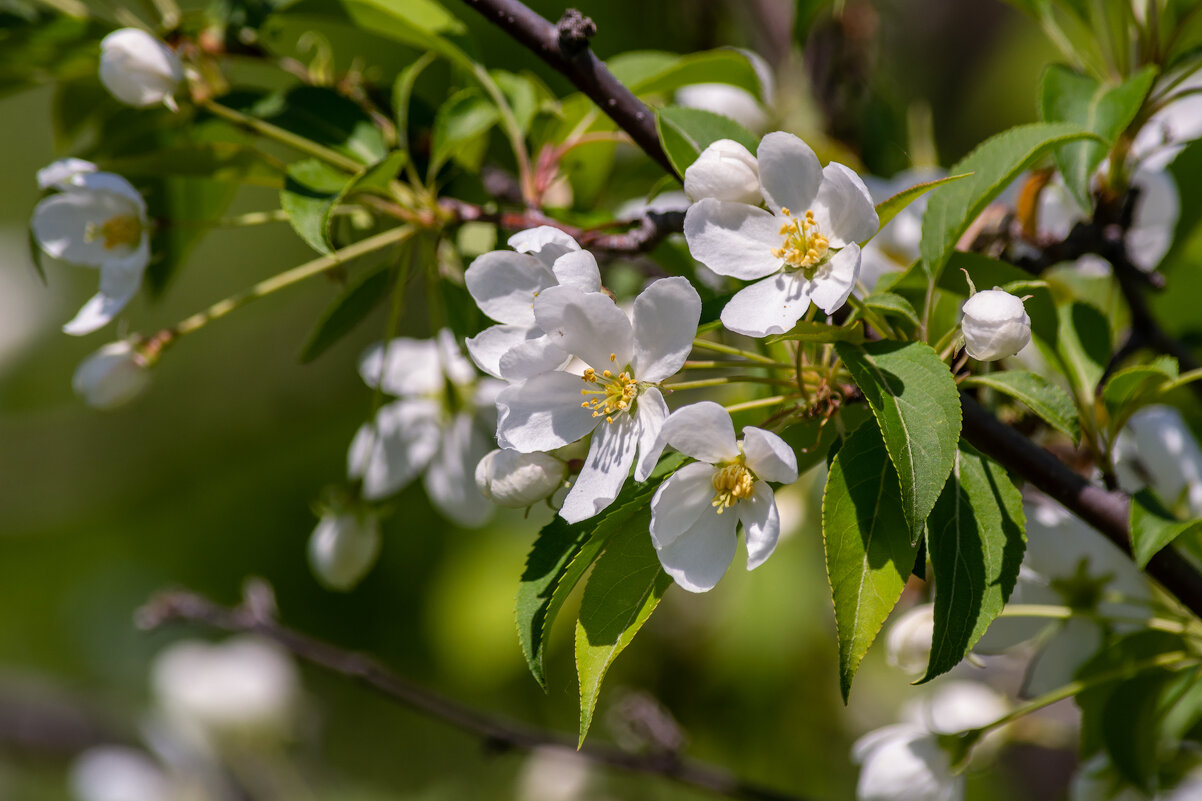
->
[691, 338, 791, 367]
[1162, 366, 1202, 395]
[470, 65, 534, 203]
[998, 603, 1194, 634]
[723, 395, 797, 414]
[846, 294, 897, 339]
[662, 376, 797, 391]
[681, 359, 789, 371]
[200, 98, 363, 173]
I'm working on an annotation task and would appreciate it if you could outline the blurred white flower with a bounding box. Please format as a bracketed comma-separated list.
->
[886, 604, 935, 677]
[645, 401, 797, 592]
[99, 28, 184, 110]
[903, 681, 1009, 736]
[308, 509, 381, 591]
[860, 168, 944, 291]
[1068, 753, 1202, 801]
[960, 289, 1031, 361]
[475, 448, 567, 508]
[852, 724, 962, 801]
[683, 139, 761, 204]
[349, 330, 500, 527]
[70, 747, 171, 801]
[152, 636, 299, 741]
[684, 131, 878, 337]
[515, 747, 593, 801]
[1132, 71, 1202, 171]
[72, 340, 150, 409]
[675, 51, 774, 133]
[1114, 405, 1202, 517]
[31, 159, 149, 335]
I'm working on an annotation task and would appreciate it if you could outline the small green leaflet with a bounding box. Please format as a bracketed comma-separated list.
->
[299, 260, 394, 363]
[1056, 301, 1112, 401]
[961, 371, 1080, 441]
[575, 510, 671, 743]
[823, 418, 919, 702]
[835, 340, 962, 540]
[431, 88, 500, 174]
[862, 292, 921, 331]
[868, 172, 972, 239]
[281, 159, 351, 254]
[922, 443, 1026, 682]
[1102, 357, 1179, 436]
[1130, 490, 1202, 569]
[765, 320, 864, 345]
[655, 106, 758, 176]
[615, 48, 765, 100]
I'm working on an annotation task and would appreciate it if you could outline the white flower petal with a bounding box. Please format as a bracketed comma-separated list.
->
[497, 333, 570, 380]
[739, 481, 780, 570]
[347, 399, 442, 499]
[742, 426, 798, 483]
[32, 191, 143, 265]
[434, 328, 478, 388]
[533, 286, 634, 370]
[659, 401, 739, 463]
[559, 415, 639, 523]
[75, 171, 147, 212]
[551, 250, 602, 292]
[683, 199, 783, 280]
[811, 162, 879, 247]
[808, 244, 860, 314]
[756, 131, 822, 216]
[720, 271, 812, 338]
[1128, 168, 1179, 272]
[72, 340, 150, 409]
[496, 370, 598, 452]
[1023, 618, 1102, 698]
[464, 250, 555, 326]
[655, 501, 738, 593]
[466, 324, 538, 379]
[633, 386, 669, 481]
[359, 338, 442, 397]
[631, 276, 702, 382]
[423, 412, 494, 527]
[649, 462, 720, 549]
[37, 158, 97, 190]
[308, 512, 381, 591]
[64, 249, 147, 335]
[507, 226, 581, 267]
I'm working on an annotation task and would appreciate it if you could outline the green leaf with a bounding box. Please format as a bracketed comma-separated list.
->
[280, 159, 351, 254]
[922, 443, 1026, 682]
[1102, 357, 1179, 435]
[220, 86, 387, 165]
[835, 340, 962, 539]
[393, 51, 436, 153]
[325, 150, 408, 246]
[1038, 65, 1157, 210]
[1056, 301, 1112, 399]
[765, 320, 865, 345]
[299, 261, 393, 363]
[870, 173, 973, 236]
[961, 371, 1080, 440]
[863, 292, 921, 331]
[920, 122, 1098, 281]
[492, 70, 540, 134]
[823, 418, 920, 701]
[337, 0, 471, 64]
[575, 511, 671, 743]
[619, 48, 765, 100]
[1101, 674, 1174, 791]
[1130, 490, 1202, 569]
[99, 142, 285, 188]
[655, 105, 758, 176]
[431, 87, 500, 174]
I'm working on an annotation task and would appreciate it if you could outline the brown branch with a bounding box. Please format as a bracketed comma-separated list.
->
[456, 0, 677, 178]
[136, 585, 813, 801]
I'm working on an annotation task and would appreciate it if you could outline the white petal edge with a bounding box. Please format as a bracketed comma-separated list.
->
[631, 276, 702, 382]
[633, 386, 669, 482]
[465, 324, 538, 379]
[464, 250, 554, 326]
[738, 481, 780, 570]
[559, 415, 639, 523]
[808, 244, 860, 315]
[533, 285, 634, 370]
[649, 462, 720, 549]
[683, 199, 783, 280]
[496, 370, 598, 452]
[811, 162, 879, 247]
[720, 271, 812, 338]
[742, 426, 798, 483]
[507, 226, 581, 267]
[756, 131, 822, 216]
[551, 250, 602, 292]
[654, 502, 738, 593]
[659, 401, 739, 464]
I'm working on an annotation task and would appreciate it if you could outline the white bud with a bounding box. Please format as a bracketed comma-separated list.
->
[960, 289, 1031, 361]
[885, 604, 934, 677]
[72, 341, 150, 409]
[852, 724, 962, 801]
[475, 449, 566, 508]
[308, 511, 382, 591]
[70, 747, 170, 801]
[676, 84, 768, 132]
[683, 139, 761, 205]
[99, 29, 184, 110]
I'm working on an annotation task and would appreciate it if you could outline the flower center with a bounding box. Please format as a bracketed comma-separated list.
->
[86, 214, 143, 251]
[711, 459, 754, 514]
[771, 207, 829, 275]
[580, 353, 639, 424]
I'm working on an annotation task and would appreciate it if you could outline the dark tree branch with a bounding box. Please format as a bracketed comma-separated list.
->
[136, 586, 812, 801]
[456, 0, 677, 178]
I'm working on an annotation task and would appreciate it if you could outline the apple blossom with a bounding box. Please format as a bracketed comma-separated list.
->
[960, 289, 1031, 361]
[1114, 405, 1202, 516]
[308, 509, 381, 591]
[69, 747, 171, 801]
[98, 28, 184, 110]
[674, 51, 774, 132]
[683, 139, 761, 205]
[475, 448, 567, 508]
[852, 724, 962, 801]
[72, 340, 150, 409]
[684, 131, 878, 337]
[496, 277, 701, 523]
[886, 603, 936, 677]
[464, 226, 600, 380]
[349, 330, 500, 527]
[31, 159, 150, 335]
[646, 402, 798, 592]
[1131, 70, 1202, 171]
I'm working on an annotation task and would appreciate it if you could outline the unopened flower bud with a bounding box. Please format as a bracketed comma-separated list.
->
[99, 29, 184, 110]
[475, 449, 566, 508]
[683, 139, 761, 205]
[308, 511, 381, 591]
[885, 604, 934, 677]
[961, 289, 1031, 361]
[72, 341, 150, 409]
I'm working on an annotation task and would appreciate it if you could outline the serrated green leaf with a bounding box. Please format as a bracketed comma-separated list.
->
[1101, 674, 1172, 791]
[922, 443, 1026, 682]
[431, 87, 499, 174]
[835, 340, 962, 539]
[575, 511, 670, 743]
[655, 105, 758, 176]
[1038, 65, 1157, 210]
[1130, 489, 1202, 569]
[1102, 357, 1179, 436]
[920, 122, 1098, 281]
[962, 371, 1080, 440]
[863, 292, 921, 330]
[324, 150, 408, 246]
[281, 159, 350, 254]
[765, 320, 864, 344]
[299, 261, 394, 363]
[870, 173, 973, 237]
[823, 418, 919, 702]
[1056, 301, 1112, 399]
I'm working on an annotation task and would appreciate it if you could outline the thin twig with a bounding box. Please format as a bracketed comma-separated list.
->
[442, 198, 684, 253]
[136, 587, 813, 801]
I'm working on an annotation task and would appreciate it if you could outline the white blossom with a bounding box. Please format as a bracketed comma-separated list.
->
[683, 139, 761, 205]
[464, 227, 600, 380]
[852, 724, 962, 801]
[72, 340, 150, 409]
[1131, 70, 1202, 171]
[886, 603, 935, 677]
[902, 681, 1009, 736]
[1114, 405, 1202, 516]
[496, 277, 701, 524]
[646, 402, 797, 592]
[70, 747, 171, 801]
[684, 131, 878, 337]
[960, 289, 1031, 361]
[475, 448, 567, 508]
[31, 159, 150, 335]
[676, 83, 768, 132]
[348, 330, 499, 527]
[98, 28, 184, 110]
[308, 510, 381, 591]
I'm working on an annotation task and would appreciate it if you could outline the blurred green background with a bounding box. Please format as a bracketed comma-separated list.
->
[0, 1, 1077, 799]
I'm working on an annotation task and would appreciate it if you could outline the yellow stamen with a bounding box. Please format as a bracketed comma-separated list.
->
[579, 359, 641, 424]
[86, 214, 143, 251]
[771, 207, 829, 272]
[711, 461, 755, 514]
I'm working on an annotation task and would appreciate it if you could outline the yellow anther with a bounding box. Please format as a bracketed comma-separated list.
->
[711, 461, 755, 514]
[771, 207, 829, 271]
[603, 369, 612, 377]
[582, 368, 596, 382]
[781, 207, 792, 217]
[86, 214, 143, 251]
[609, 353, 617, 362]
